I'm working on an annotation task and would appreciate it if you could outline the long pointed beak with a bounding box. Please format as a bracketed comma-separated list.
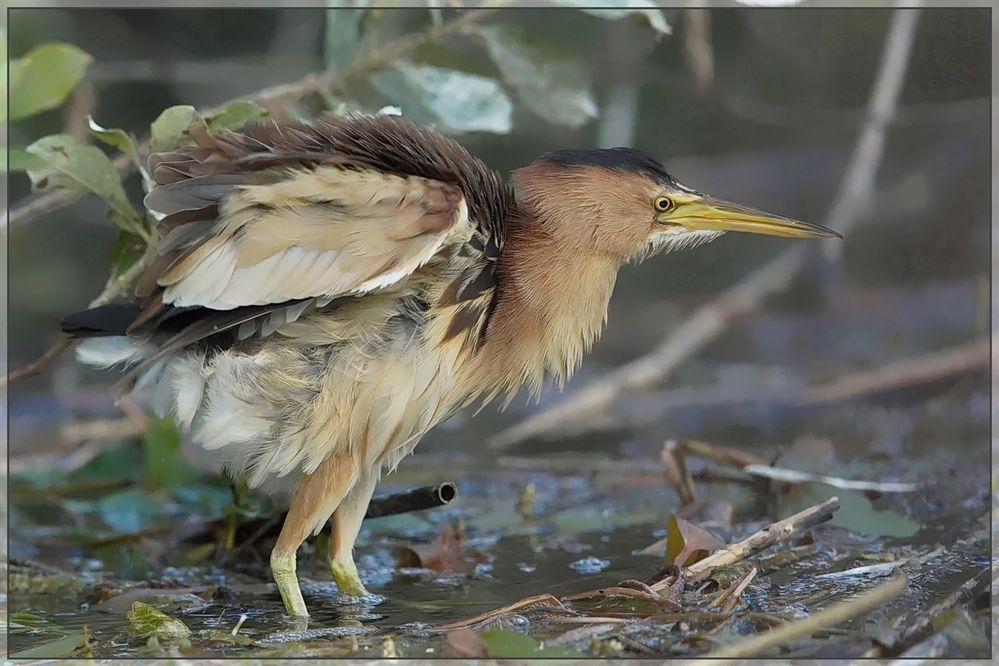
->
[670, 196, 842, 239]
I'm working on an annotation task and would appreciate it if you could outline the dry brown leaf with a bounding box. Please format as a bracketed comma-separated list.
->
[396, 522, 487, 574]
[446, 629, 488, 658]
[664, 514, 725, 568]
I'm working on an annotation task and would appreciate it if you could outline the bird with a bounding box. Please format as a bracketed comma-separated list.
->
[61, 112, 839, 618]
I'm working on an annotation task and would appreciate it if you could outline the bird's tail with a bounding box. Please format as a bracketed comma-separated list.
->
[60, 303, 141, 338]
[60, 304, 151, 368]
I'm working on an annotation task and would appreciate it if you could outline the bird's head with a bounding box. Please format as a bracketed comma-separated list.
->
[512, 147, 839, 263]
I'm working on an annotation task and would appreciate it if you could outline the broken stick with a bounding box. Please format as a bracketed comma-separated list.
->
[652, 496, 840, 591]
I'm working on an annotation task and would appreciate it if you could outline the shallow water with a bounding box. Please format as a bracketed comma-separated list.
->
[7, 375, 990, 658]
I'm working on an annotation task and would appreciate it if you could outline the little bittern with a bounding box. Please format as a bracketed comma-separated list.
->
[62, 113, 838, 617]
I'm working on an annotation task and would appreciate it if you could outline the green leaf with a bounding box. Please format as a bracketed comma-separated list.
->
[8, 42, 92, 121]
[550, 0, 671, 36]
[9, 633, 84, 659]
[127, 602, 192, 641]
[325, 1, 370, 69]
[5, 146, 46, 172]
[25, 134, 145, 236]
[87, 115, 146, 177]
[205, 100, 269, 132]
[372, 63, 512, 134]
[479, 25, 597, 129]
[144, 416, 196, 491]
[149, 105, 207, 153]
[96, 488, 163, 533]
[109, 229, 146, 279]
[780, 483, 921, 538]
[480, 630, 582, 658]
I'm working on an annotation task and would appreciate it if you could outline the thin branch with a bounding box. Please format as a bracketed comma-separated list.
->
[489, 3, 923, 450]
[2, 243, 156, 387]
[4, 339, 74, 385]
[506, 335, 988, 442]
[5, 4, 505, 231]
[434, 593, 573, 631]
[796, 337, 987, 406]
[690, 575, 908, 661]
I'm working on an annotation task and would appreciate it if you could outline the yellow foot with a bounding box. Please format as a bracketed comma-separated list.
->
[331, 558, 369, 596]
[271, 550, 309, 617]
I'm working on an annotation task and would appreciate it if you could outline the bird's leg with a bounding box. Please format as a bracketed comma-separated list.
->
[329, 467, 379, 596]
[271, 451, 359, 618]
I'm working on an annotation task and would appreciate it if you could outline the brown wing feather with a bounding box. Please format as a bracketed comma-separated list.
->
[118, 114, 511, 384]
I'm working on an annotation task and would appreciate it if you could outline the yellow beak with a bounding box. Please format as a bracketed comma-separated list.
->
[664, 196, 842, 239]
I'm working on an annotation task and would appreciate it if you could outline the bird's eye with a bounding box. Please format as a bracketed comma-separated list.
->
[654, 196, 674, 213]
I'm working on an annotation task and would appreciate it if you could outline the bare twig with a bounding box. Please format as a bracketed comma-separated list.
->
[4, 339, 74, 385]
[562, 579, 681, 611]
[2, 244, 156, 387]
[795, 337, 988, 406]
[690, 575, 908, 661]
[677, 439, 768, 469]
[741, 464, 918, 493]
[489, 3, 922, 450]
[434, 593, 573, 631]
[708, 565, 757, 614]
[676, 437, 920, 494]
[507, 335, 989, 441]
[5, 4, 505, 231]
[660, 441, 696, 506]
[681, 8, 713, 96]
[651, 497, 840, 591]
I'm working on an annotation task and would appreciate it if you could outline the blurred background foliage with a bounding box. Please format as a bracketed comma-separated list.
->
[3, 3, 992, 657]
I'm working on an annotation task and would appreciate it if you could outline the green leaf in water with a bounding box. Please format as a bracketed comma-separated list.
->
[8, 42, 92, 121]
[9, 633, 84, 659]
[205, 100, 269, 132]
[25, 134, 146, 237]
[70, 442, 143, 483]
[171, 482, 233, 518]
[144, 416, 197, 491]
[127, 601, 192, 641]
[480, 629, 582, 658]
[780, 482, 920, 538]
[478, 25, 597, 129]
[372, 63, 513, 134]
[149, 105, 208, 153]
[96, 487, 164, 533]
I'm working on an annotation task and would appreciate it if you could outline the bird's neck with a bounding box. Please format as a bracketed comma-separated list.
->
[479, 207, 620, 397]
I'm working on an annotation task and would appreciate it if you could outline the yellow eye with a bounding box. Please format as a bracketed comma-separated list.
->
[654, 196, 674, 213]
